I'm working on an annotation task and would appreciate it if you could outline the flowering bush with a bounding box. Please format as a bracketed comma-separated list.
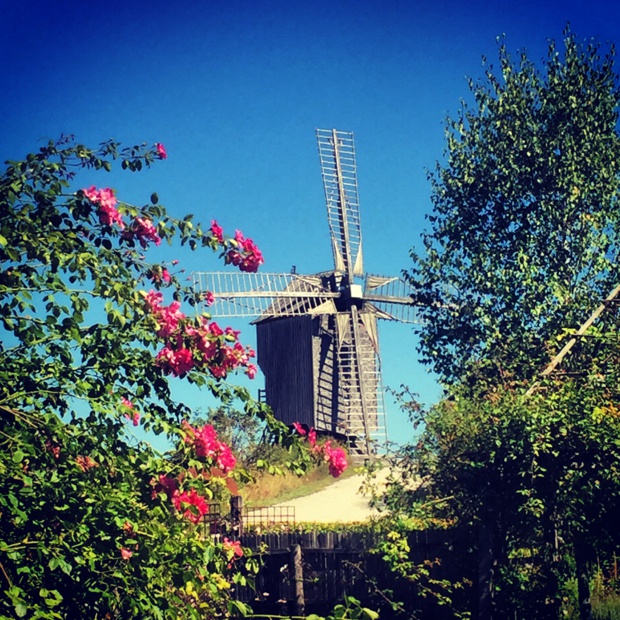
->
[293, 423, 349, 477]
[0, 136, 312, 619]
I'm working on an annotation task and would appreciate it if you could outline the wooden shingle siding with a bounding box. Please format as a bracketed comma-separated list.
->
[257, 316, 315, 427]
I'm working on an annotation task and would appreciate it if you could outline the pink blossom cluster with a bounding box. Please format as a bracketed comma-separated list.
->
[144, 290, 186, 338]
[182, 421, 237, 473]
[123, 217, 161, 248]
[133, 217, 162, 248]
[148, 267, 171, 285]
[208, 220, 264, 274]
[210, 220, 224, 244]
[121, 396, 140, 426]
[292, 423, 348, 478]
[82, 187, 161, 249]
[322, 441, 348, 478]
[155, 142, 167, 159]
[150, 474, 210, 525]
[150, 422, 237, 525]
[172, 488, 210, 525]
[144, 289, 257, 380]
[227, 230, 265, 273]
[222, 537, 244, 567]
[152, 473, 179, 500]
[83, 186, 124, 228]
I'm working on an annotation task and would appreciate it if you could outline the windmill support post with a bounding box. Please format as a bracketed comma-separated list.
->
[289, 544, 305, 616]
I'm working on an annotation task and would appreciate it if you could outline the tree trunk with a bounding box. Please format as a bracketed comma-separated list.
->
[574, 534, 593, 620]
[478, 516, 495, 620]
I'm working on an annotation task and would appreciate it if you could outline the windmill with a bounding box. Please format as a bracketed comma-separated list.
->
[193, 129, 419, 455]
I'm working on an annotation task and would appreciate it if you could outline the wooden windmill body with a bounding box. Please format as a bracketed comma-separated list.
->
[194, 129, 418, 455]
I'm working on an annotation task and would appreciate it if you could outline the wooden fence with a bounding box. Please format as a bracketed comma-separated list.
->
[233, 529, 463, 618]
[206, 498, 475, 618]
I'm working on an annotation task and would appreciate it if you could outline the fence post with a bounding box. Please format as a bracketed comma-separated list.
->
[230, 495, 243, 537]
[289, 544, 305, 616]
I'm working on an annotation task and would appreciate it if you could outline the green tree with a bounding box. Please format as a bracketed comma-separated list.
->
[383, 378, 620, 619]
[387, 29, 620, 619]
[409, 29, 620, 390]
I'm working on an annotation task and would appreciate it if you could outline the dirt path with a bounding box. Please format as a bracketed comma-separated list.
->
[274, 471, 388, 523]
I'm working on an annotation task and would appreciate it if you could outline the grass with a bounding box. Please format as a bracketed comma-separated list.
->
[241, 461, 359, 507]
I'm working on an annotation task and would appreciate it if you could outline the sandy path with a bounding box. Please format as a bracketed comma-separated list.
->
[273, 471, 388, 523]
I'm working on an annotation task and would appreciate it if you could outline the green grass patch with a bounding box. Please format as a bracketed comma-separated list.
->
[241, 461, 359, 507]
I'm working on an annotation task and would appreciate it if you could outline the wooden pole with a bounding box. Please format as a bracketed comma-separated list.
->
[230, 495, 243, 537]
[289, 544, 305, 616]
[526, 283, 620, 396]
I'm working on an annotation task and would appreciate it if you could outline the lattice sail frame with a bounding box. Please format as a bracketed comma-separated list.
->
[317, 129, 364, 281]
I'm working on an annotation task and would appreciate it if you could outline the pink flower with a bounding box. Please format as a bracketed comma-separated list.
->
[98, 187, 118, 210]
[308, 428, 317, 447]
[246, 364, 257, 380]
[216, 442, 237, 473]
[149, 268, 171, 285]
[323, 442, 348, 478]
[224, 326, 240, 340]
[173, 489, 209, 524]
[152, 474, 179, 500]
[155, 346, 194, 376]
[144, 289, 163, 311]
[223, 538, 243, 560]
[292, 422, 307, 436]
[132, 217, 161, 248]
[83, 186, 99, 202]
[204, 291, 215, 306]
[210, 364, 227, 378]
[183, 421, 219, 458]
[82, 186, 124, 228]
[121, 397, 140, 426]
[120, 547, 133, 560]
[155, 301, 186, 339]
[207, 321, 224, 337]
[226, 231, 264, 273]
[182, 421, 237, 473]
[210, 220, 224, 244]
[155, 142, 167, 159]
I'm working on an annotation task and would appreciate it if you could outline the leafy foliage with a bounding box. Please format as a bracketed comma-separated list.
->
[0, 136, 312, 618]
[384, 29, 620, 619]
[383, 380, 620, 617]
[409, 29, 620, 389]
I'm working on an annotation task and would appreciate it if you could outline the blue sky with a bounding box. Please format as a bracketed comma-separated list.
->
[2, 0, 620, 447]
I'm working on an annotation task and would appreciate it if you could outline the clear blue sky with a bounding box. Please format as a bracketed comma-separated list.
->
[2, 0, 619, 447]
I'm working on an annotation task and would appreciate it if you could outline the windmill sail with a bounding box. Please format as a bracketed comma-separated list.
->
[192, 271, 337, 318]
[317, 129, 363, 282]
